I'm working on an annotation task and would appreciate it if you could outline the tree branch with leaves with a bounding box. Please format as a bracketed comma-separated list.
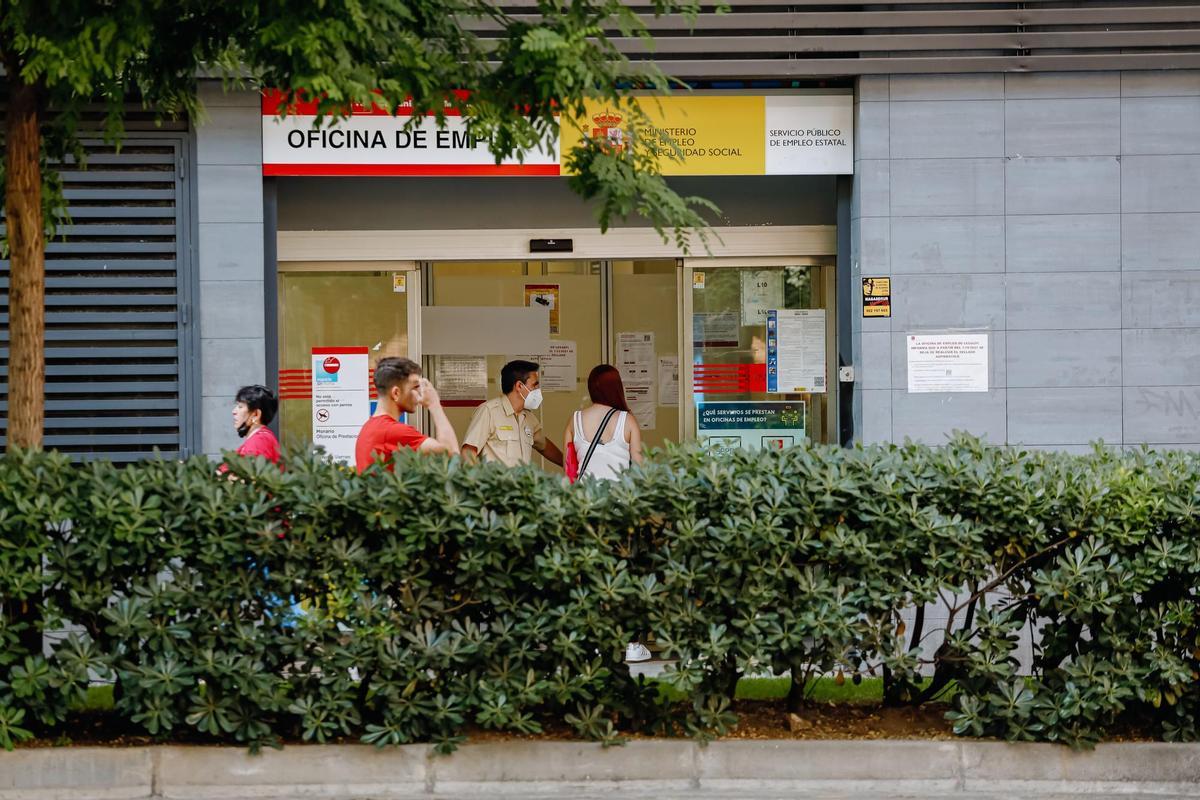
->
[1, 0, 716, 448]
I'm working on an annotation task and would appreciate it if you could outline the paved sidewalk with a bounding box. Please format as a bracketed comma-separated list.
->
[195, 794, 1198, 800]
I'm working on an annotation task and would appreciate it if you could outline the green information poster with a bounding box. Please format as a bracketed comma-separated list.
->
[696, 401, 806, 456]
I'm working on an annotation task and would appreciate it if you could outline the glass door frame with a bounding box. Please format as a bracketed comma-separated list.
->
[274, 260, 423, 442]
[681, 256, 838, 445]
[417, 259, 685, 443]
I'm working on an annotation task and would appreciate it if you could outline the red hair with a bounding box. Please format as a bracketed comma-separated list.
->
[587, 364, 630, 412]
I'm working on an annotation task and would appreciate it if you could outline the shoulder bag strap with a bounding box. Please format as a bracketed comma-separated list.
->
[578, 407, 619, 479]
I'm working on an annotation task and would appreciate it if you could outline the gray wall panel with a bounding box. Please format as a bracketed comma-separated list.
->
[1122, 213, 1200, 271]
[1124, 386, 1200, 444]
[195, 82, 267, 458]
[1005, 215, 1120, 272]
[855, 101, 890, 160]
[890, 101, 1004, 159]
[199, 281, 266, 340]
[197, 165, 264, 224]
[197, 106, 264, 165]
[851, 72, 1200, 449]
[1121, 97, 1200, 155]
[890, 159, 1004, 217]
[856, 216, 891, 274]
[1124, 329, 1200, 386]
[200, 338, 268, 398]
[1122, 155, 1200, 213]
[852, 161, 891, 219]
[198, 223, 267, 282]
[1123, 272, 1200, 328]
[1004, 72, 1120, 99]
[860, 332, 892, 390]
[1004, 99, 1120, 157]
[1006, 157, 1121, 215]
[889, 274, 1005, 330]
[890, 216, 1004, 274]
[1121, 71, 1200, 97]
[860, 389, 893, 444]
[1006, 273, 1122, 331]
[891, 389, 1007, 444]
[1006, 330, 1122, 388]
[1007, 387, 1123, 445]
[890, 74, 1004, 102]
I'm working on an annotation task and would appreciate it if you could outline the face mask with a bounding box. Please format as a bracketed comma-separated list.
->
[520, 383, 544, 410]
[237, 422, 251, 438]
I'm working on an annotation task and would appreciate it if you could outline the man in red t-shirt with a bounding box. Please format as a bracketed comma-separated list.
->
[355, 357, 460, 472]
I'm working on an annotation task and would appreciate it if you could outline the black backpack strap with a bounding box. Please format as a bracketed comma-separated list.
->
[578, 407, 619, 479]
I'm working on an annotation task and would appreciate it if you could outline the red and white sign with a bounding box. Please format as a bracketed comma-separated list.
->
[311, 346, 370, 463]
[262, 90, 559, 177]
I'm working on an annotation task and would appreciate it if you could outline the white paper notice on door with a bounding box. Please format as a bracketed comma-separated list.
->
[508, 340, 578, 393]
[624, 380, 656, 430]
[617, 332, 655, 383]
[658, 356, 680, 406]
[435, 355, 488, 402]
[766, 309, 827, 394]
[906, 333, 990, 393]
[741, 269, 784, 327]
[311, 347, 371, 464]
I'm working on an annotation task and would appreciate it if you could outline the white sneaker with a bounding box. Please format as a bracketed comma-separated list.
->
[625, 642, 652, 662]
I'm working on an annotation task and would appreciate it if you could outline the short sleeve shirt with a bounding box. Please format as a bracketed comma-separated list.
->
[462, 395, 545, 467]
[355, 414, 428, 473]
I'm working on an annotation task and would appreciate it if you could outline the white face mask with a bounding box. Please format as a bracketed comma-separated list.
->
[520, 383, 544, 410]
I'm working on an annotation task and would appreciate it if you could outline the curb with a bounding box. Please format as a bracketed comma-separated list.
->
[2, 740, 1199, 799]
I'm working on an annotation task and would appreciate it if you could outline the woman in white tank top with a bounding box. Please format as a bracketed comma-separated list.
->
[563, 365, 649, 663]
[562, 364, 644, 482]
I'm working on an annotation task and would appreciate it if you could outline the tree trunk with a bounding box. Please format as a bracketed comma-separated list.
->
[3, 68, 45, 450]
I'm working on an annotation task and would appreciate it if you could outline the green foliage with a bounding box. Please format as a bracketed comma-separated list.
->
[1, 0, 716, 250]
[1, 437, 1199, 750]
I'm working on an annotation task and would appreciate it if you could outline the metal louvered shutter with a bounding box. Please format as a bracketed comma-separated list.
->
[485, 1, 1200, 76]
[1, 135, 198, 461]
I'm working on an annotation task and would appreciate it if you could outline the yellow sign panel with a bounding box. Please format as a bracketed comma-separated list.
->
[862, 277, 890, 296]
[561, 96, 768, 176]
[862, 276, 891, 318]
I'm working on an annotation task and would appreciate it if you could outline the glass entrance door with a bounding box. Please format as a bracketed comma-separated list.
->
[277, 265, 419, 449]
[424, 259, 682, 469]
[427, 260, 602, 468]
[684, 259, 836, 450]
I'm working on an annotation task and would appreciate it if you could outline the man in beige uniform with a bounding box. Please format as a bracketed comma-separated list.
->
[462, 359, 564, 468]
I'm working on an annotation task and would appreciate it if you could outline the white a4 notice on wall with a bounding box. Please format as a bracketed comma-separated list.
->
[906, 333, 989, 393]
[766, 309, 827, 393]
[311, 347, 371, 464]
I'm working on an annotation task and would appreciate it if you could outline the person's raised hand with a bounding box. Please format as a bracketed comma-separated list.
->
[418, 378, 442, 409]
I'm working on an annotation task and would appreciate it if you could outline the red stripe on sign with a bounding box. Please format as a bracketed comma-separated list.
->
[693, 363, 767, 394]
[264, 163, 561, 177]
[311, 347, 369, 354]
[442, 399, 485, 408]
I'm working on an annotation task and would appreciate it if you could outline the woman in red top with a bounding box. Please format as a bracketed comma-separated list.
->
[231, 385, 282, 464]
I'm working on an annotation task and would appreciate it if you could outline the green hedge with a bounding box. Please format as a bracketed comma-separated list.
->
[1, 437, 1198, 751]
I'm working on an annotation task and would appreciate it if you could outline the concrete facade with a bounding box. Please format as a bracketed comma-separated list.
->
[191, 72, 1200, 453]
[852, 71, 1200, 450]
[195, 83, 267, 458]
